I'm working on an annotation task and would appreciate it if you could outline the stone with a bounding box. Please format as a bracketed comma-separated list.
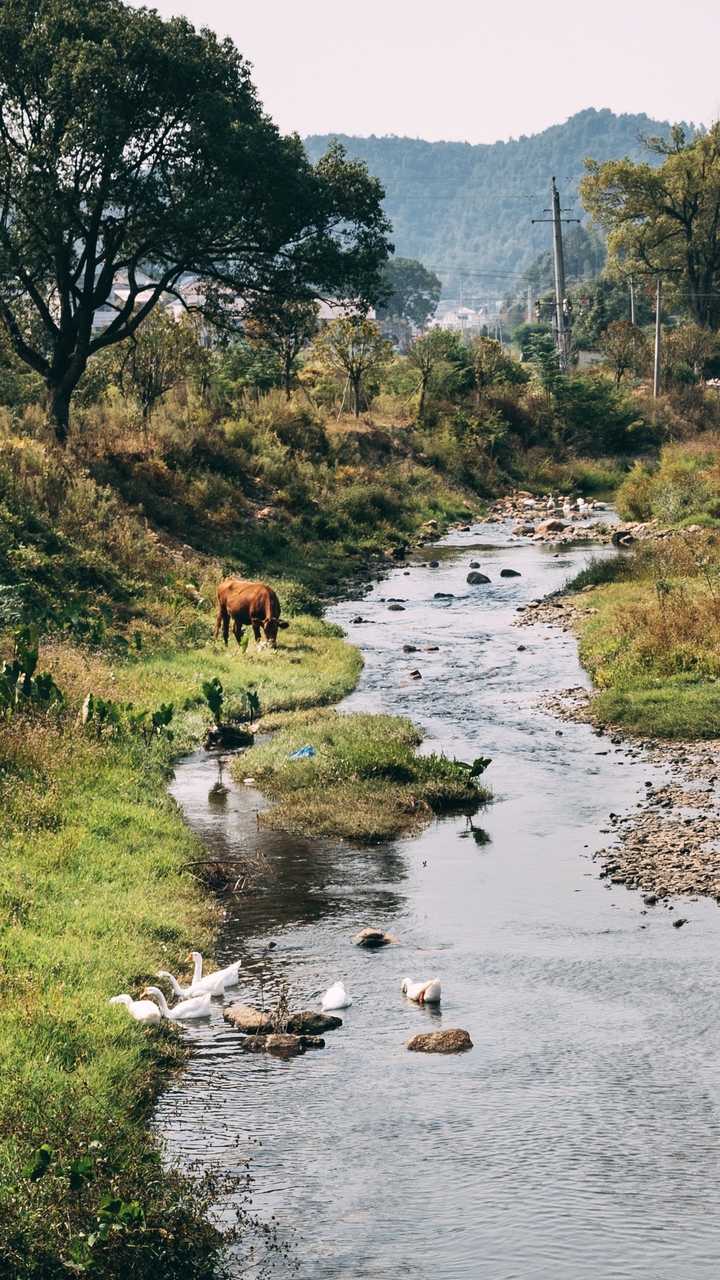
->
[223, 1004, 272, 1033]
[406, 1028, 473, 1054]
[500, 569, 521, 577]
[352, 927, 395, 948]
[513, 524, 536, 536]
[285, 1010, 342, 1034]
[517, 644, 526, 652]
[408, 669, 422, 679]
[391, 545, 408, 560]
[467, 572, 491, 585]
[434, 591, 454, 599]
[299, 1035, 326, 1050]
[240, 1033, 306, 1057]
[428, 560, 440, 568]
[351, 616, 366, 624]
[224, 1005, 341, 1035]
[469, 560, 481, 569]
[536, 519, 567, 534]
[387, 603, 405, 611]
[402, 644, 418, 653]
[672, 918, 688, 928]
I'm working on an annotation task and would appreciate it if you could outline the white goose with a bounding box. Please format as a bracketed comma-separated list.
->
[142, 985, 212, 1021]
[190, 950, 242, 992]
[109, 993, 162, 1024]
[156, 968, 226, 999]
[320, 981, 352, 1011]
[401, 977, 442, 1005]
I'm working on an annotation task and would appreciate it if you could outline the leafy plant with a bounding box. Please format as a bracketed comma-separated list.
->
[201, 677, 224, 724]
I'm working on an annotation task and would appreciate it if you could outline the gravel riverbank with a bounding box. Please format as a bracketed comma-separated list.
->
[518, 598, 720, 904]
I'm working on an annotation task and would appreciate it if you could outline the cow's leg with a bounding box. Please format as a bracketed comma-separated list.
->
[215, 605, 230, 645]
[251, 617, 263, 645]
[232, 617, 243, 646]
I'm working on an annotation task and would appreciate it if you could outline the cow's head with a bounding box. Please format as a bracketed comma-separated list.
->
[263, 618, 289, 648]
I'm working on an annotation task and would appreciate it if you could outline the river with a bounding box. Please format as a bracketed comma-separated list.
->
[158, 516, 720, 1279]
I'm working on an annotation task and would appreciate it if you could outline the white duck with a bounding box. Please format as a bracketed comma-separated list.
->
[142, 985, 212, 1021]
[109, 993, 162, 1024]
[156, 968, 226, 999]
[190, 950, 242, 992]
[320, 981, 352, 1011]
[401, 978, 442, 1005]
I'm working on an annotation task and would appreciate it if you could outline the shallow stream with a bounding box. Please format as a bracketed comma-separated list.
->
[159, 517, 720, 1279]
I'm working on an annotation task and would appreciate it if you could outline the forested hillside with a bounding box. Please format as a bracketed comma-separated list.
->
[305, 109, 687, 296]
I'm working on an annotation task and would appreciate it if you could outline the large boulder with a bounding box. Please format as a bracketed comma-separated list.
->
[500, 569, 521, 578]
[387, 603, 406, 611]
[352, 927, 395, 948]
[467, 571, 491, 585]
[406, 1029, 473, 1054]
[536, 519, 567, 535]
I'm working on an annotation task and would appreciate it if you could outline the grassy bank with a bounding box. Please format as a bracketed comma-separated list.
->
[237, 709, 491, 842]
[0, 621, 360, 1278]
[564, 444, 720, 738]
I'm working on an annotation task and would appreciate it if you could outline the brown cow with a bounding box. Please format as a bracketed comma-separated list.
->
[214, 578, 289, 649]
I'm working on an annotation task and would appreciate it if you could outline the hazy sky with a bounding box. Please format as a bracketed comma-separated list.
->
[143, 0, 720, 143]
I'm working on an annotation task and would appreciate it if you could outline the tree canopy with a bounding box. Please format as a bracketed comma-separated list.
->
[0, 0, 391, 441]
[376, 257, 441, 328]
[581, 124, 720, 329]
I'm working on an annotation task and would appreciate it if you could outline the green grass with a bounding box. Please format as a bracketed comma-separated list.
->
[0, 616, 361, 1277]
[571, 555, 720, 739]
[236, 709, 491, 842]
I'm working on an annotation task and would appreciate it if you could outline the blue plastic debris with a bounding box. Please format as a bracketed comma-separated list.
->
[288, 744, 316, 760]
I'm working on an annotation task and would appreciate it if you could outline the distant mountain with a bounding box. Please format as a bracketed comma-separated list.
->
[304, 108, 688, 300]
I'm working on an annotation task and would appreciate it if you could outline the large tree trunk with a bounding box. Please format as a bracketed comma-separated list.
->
[284, 354, 293, 400]
[351, 373, 363, 417]
[47, 384, 71, 447]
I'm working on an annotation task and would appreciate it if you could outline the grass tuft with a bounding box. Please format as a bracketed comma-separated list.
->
[236, 709, 490, 842]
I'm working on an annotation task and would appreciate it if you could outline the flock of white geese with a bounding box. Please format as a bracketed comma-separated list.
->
[109, 955, 442, 1025]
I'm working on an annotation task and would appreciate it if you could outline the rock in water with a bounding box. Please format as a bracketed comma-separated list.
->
[285, 1010, 342, 1034]
[467, 572, 491, 585]
[469, 561, 481, 569]
[536, 519, 567, 534]
[500, 568, 521, 577]
[387, 603, 405, 611]
[223, 1005, 342, 1034]
[406, 1029, 473, 1054]
[223, 1004, 272, 1033]
[352, 927, 395, 948]
[240, 1033, 306, 1057]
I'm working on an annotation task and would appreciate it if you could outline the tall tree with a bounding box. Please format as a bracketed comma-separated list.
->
[311, 317, 392, 416]
[115, 310, 202, 418]
[406, 328, 462, 419]
[598, 321, 649, 385]
[581, 125, 720, 329]
[376, 257, 441, 329]
[0, 0, 391, 443]
[243, 298, 319, 398]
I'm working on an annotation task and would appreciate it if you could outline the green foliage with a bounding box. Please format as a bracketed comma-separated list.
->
[81, 692, 175, 742]
[0, 628, 64, 717]
[310, 317, 393, 416]
[581, 123, 720, 329]
[201, 677, 224, 724]
[617, 442, 720, 523]
[554, 373, 649, 454]
[376, 257, 442, 327]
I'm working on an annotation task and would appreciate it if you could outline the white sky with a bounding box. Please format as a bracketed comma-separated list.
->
[142, 0, 720, 143]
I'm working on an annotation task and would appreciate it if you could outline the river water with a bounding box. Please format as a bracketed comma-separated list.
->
[159, 517, 720, 1279]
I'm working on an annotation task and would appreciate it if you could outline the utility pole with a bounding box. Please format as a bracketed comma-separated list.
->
[653, 276, 662, 398]
[550, 178, 569, 369]
[531, 179, 579, 371]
